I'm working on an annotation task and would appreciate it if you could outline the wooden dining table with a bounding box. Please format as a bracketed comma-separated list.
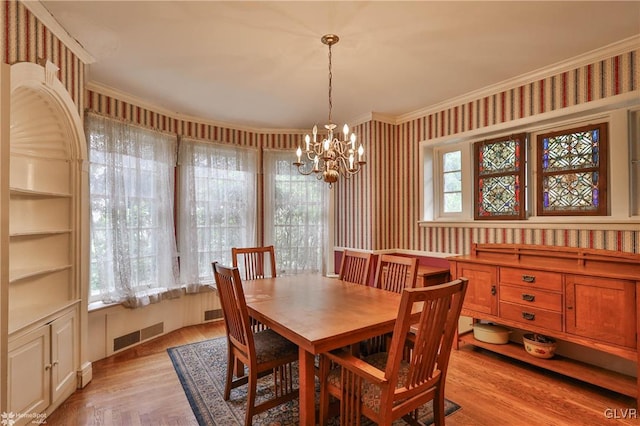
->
[242, 274, 411, 425]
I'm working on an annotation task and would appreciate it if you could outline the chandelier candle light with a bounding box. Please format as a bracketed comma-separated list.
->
[293, 34, 365, 187]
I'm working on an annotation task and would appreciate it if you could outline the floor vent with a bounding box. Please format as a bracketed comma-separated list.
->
[205, 308, 223, 321]
[141, 322, 164, 340]
[113, 330, 140, 352]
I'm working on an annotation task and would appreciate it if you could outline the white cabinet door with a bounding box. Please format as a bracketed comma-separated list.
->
[8, 325, 50, 421]
[51, 310, 77, 403]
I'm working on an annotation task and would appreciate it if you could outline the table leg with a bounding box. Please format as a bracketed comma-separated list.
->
[298, 347, 316, 425]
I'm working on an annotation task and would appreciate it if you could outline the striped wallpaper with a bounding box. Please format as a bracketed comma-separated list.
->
[1, 0, 85, 115]
[5, 0, 637, 255]
[85, 90, 304, 150]
[421, 227, 640, 256]
[335, 48, 640, 255]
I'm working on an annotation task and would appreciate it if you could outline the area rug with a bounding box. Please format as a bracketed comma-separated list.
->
[168, 337, 460, 425]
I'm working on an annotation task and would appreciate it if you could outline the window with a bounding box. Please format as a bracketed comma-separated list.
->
[443, 150, 462, 213]
[178, 139, 257, 288]
[474, 133, 527, 220]
[264, 151, 327, 275]
[87, 114, 180, 306]
[425, 143, 470, 220]
[536, 123, 608, 216]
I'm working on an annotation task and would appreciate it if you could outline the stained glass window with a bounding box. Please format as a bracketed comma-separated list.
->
[537, 123, 608, 216]
[474, 133, 527, 220]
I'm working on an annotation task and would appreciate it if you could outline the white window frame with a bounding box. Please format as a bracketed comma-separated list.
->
[426, 141, 472, 220]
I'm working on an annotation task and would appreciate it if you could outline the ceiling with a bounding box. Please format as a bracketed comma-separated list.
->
[42, 1, 640, 130]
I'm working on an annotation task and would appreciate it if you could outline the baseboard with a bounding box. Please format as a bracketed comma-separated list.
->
[78, 361, 93, 388]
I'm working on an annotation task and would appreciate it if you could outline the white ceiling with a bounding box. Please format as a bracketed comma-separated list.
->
[42, 1, 640, 130]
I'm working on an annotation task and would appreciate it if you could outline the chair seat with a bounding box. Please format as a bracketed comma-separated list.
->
[326, 352, 410, 413]
[254, 329, 298, 365]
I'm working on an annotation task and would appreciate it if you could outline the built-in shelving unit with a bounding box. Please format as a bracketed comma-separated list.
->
[5, 61, 89, 423]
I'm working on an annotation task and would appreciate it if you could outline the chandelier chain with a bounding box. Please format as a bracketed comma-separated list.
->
[327, 43, 333, 124]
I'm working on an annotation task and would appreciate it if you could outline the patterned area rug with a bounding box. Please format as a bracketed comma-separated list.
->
[168, 337, 460, 425]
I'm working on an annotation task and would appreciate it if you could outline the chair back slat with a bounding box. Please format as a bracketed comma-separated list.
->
[339, 250, 372, 285]
[373, 254, 418, 293]
[232, 245, 276, 280]
[385, 279, 468, 391]
[213, 262, 253, 354]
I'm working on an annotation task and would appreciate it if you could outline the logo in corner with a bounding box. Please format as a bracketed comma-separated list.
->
[0, 412, 16, 426]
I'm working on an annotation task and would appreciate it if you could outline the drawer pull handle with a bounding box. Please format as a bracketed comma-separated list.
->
[491, 285, 496, 296]
[522, 275, 536, 283]
[522, 294, 535, 302]
[522, 312, 536, 321]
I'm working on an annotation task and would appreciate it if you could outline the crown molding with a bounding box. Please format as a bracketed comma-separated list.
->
[398, 34, 640, 124]
[86, 81, 307, 135]
[23, 1, 95, 64]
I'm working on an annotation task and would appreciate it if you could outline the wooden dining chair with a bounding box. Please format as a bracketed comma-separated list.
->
[359, 254, 419, 356]
[232, 245, 277, 280]
[232, 245, 277, 332]
[373, 254, 418, 293]
[339, 250, 373, 285]
[318, 278, 468, 426]
[212, 262, 299, 426]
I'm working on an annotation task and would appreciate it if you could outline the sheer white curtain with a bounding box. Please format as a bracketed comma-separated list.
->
[178, 139, 257, 291]
[87, 113, 180, 308]
[264, 150, 328, 275]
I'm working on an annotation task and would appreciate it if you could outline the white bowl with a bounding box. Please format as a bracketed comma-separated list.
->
[523, 333, 557, 359]
[473, 323, 511, 344]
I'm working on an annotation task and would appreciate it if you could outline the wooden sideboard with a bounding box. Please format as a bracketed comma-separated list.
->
[449, 243, 640, 405]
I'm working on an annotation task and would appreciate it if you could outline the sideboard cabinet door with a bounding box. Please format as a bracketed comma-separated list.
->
[565, 275, 636, 348]
[456, 262, 498, 316]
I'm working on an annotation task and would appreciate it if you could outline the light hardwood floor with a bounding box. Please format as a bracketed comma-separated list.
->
[47, 321, 637, 425]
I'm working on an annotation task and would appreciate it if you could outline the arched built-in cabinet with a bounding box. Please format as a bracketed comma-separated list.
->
[5, 61, 90, 422]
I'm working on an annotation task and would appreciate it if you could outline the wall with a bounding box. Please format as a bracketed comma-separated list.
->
[1, 0, 86, 114]
[334, 41, 640, 254]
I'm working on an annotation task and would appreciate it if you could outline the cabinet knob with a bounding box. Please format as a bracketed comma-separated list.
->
[491, 285, 496, 296]
[52, 360, 59, 366]
[44, 363, 52, 371]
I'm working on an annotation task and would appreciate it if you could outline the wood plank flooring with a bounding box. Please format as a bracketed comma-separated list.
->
[47, 321, 637, 425]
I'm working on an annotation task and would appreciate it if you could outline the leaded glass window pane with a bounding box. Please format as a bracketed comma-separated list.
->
[542, 172, 599, 212]
[537, 123, 608, 216]
[479, 140, 519, 175]
[478, 175, 521, 216]
[542, 129, 599, 172]
[474, 133, 527, 220]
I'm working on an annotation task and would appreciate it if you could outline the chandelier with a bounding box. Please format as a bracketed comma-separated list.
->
[293, 34, 365, 187]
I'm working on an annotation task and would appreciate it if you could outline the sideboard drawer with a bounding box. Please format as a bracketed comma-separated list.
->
[499, 285, 562, 312]
[500, 302, 563, 331]
[500, 267, 562, 292]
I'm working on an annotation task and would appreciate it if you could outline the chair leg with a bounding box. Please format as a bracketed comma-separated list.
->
[318, 357, 330, 426]
[245, 368, 258, 426]
[433, 386, 446, 426]
[224, 347, 234, 401]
